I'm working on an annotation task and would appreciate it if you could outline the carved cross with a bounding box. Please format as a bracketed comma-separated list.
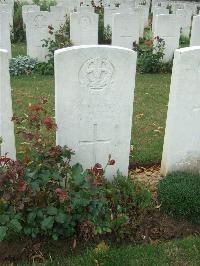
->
[79, 124, 110, 165]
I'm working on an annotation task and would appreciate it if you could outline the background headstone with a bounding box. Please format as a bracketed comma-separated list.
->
[154, 14, 180, 62]
[70, 12, 99, 45]
[112, 12, 140, 48]
[190, 15, 200, 47]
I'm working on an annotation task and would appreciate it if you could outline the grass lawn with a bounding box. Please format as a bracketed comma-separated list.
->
[17, 236, 200, 265]
[10, 43, 171, 164]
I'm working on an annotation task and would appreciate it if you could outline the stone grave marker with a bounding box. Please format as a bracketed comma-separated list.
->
[55, 45, 137, 179]
[154, 14, 180, 62]
[0, 49, 16, 159]
[190, 15, 200, 47]
[0, 12, 11, 58]
[70, 12, 98, 45]
[112, 12, 140, 48]
[161, 47, 200, 175]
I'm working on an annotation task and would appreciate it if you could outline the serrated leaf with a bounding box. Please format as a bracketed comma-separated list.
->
[0, 215, 9, 225]
[0, 226, 7, 241]
[55, 212, 67, 224]
[9, 219, 22, 233]
[41, 216, 54, 231]
[27, 212, 37, 224]
[47, 207, 58, 216]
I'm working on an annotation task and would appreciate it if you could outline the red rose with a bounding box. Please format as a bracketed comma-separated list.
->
[17, 181, 27, 192]
[43, 117, 55, 130]
[55, 188, 67, 200]
[108, 159, 115, 166]
[92, 163, 103, 175]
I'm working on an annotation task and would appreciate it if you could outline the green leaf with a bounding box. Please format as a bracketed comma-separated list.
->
[0, 215, 9, 225]
[55, 212, 68, 224]
[24, 227, 32, 235]
[41, 216, 54, 231]
[52, 233, 59, 240]
[0, 226, 7, 241]
[52, 172, 62, 181]
[71, 163, 84, 186]
[27, 212, 37, 224]
[47, 207, 58, 216]
[9, 219, 22, 233]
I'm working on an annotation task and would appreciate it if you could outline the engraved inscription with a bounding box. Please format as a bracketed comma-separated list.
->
[79, 15, 91, 31]
[33, 15, 48, 28]
[79, 57, 114, 90]
[79, 124, 110, 165]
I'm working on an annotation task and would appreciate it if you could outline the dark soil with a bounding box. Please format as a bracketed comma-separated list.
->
[0, 209, 200, 265]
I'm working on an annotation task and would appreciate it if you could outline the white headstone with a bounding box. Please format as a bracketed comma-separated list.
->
[161, 47, 200, 176]
[154, 14, 180, 62]
[0, 12, 11, 58]
[50, 6, 68, 32]
[137, 4, 149, 27]
[55, 45, 137, 179]
[0, 4, 13, 30]
[152, 7, 169, 33]
[22, 5, 40, 26]
[26, 12, 52, 62]
[77, 5, 94, 12]
[0, 49, 16, 159]
[70, 12, 98, 45]
[190, 15, 200, 47]
[176, 8, 191, 38]
[57, 0, 78, 11]
[171, 2, 183, 14]
[112, 12, 140, 48]
[104, 6, 119, 29]
[133, 7, 145, 38]
[184, 2, 196, 16]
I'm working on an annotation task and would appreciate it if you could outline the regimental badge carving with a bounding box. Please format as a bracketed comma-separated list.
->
[33, 15, 48, 28]
[79, 57, 115, 90]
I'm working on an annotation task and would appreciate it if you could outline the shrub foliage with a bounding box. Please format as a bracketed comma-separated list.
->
[133, 36, 172, 74]
[0, 100, 152, 242]
[157, 172, 200, 224]
[9, 56, 38, 76]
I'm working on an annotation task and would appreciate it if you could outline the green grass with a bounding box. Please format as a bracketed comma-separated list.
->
[12, 42, 27, 57]
[10, 43, 171, 164]
[19, 236, 200, 265]
[131, 74, 170, 163]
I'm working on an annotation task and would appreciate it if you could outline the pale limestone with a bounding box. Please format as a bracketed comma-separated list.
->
[190, 15, 200, 47]
[112, 12, 140, 48]
[70, 12, 98, 45]
[55, 45, 137, 179]
[0, 49, 16, 159]
[161, 47, 200, 175]
[154, 14, 180, 62]
[0, 12, 11, 58]
[26, 11, 52, 62]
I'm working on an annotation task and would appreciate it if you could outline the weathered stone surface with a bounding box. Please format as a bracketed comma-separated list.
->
[26, 11, 52, 62]
[70, 12, 98, 45]
[0, 49, 16, 159]
[161, 47, 200, 175]
[190, 15, 200, 47]
[55, 45, 137, 179]
[154, 14, 180, 62]
[112, 12, 140, 48]
[0, 12, 11, 58]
